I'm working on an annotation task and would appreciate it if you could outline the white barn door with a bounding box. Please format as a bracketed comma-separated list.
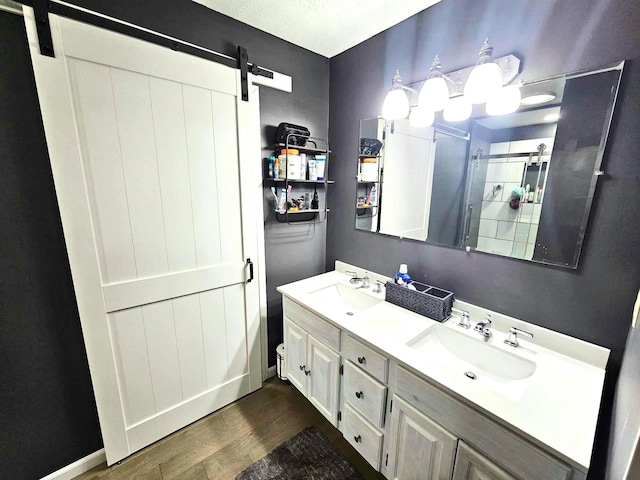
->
[24, 8, 263, 464]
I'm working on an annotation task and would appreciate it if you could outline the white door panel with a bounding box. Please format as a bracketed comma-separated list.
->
[110, 308, 155, 425]
[24, 7, 263, 464]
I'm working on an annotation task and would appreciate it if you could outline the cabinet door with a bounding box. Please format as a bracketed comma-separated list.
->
[387, 395, 457, 480]
[285, 319, 308, 394]
[452, 441, 518, 480]
[307, 335, 341, 426]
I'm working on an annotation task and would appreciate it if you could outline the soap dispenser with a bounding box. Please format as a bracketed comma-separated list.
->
[395, 264, 411, 286]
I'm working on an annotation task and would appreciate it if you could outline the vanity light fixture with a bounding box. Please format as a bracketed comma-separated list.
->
[443, 96, 472, 122]
[486, 83, 522, 116]
[382, 40, 521, 122]
[464, 39, 504, 104]
[520, 91, 557, 105]
[409, 106, 435, 128]
[418, 56, 450, 112]
[382, 70, 412, 120]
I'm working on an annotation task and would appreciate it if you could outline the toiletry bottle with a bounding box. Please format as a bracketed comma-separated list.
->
[395, 264, 411, 286]
[268, 155, 275, 178]
[311, 191, 319, 209]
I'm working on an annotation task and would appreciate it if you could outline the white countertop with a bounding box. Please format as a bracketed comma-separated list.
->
[276, 263, 610, 471]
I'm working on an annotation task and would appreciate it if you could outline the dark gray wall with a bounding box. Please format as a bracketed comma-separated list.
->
[1, 1, 328, 477]
[607, 323, 640, 479]
[0, 12, 102, 479]
[327, 0, 640, 476]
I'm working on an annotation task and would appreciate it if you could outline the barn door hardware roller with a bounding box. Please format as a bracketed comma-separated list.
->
[22, 0, 275, 101]
[32, 0, 54, 57]
[237, 46, 274, 101]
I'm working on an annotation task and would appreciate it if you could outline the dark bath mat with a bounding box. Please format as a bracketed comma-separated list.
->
[236, 426, 363, 480]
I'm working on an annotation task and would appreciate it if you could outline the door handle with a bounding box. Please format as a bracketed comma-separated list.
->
[246, 258, 254, 283]
[354, 435, 361, 443]
[355, 391, 363, 399]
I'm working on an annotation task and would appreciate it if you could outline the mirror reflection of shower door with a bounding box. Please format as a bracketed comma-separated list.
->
[461, 148, 486, 249]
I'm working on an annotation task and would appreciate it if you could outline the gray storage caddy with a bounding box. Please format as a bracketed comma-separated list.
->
[385, 281, 454, 322]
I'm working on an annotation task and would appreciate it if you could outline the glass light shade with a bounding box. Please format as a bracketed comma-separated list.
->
[443, 96, 472, 122]
[464, 62, 503, 104]
[382, 88, 410, 120]
[520, 92, 556, 105]
[409, 107, 435, 128]
[418, 76, 449, 112]
[486, 85, 522, 116]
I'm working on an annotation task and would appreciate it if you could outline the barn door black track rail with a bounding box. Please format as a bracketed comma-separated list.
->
[21, 0, 273, 101]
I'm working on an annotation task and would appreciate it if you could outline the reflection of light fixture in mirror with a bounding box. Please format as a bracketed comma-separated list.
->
[382, 70, 411, 120]
[418, 56, 450, 112]
[464, 39, 504, 104]
[443, 96, 472, 122]
[521, 92, 556, 105]
[544, 113, 560, 122]
[409, 106, 435, 128]
[486, 84, 522, 116]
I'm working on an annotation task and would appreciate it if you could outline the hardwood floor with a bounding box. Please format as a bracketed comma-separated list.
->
[76, 378, 386, 480]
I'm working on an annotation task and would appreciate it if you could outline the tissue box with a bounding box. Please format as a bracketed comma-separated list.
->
[385, 281, 454, 322]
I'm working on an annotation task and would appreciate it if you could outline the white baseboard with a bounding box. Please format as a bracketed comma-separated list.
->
[40, 449, 105, 480]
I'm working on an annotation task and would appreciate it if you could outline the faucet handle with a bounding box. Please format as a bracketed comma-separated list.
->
[458, 311, 471, 329]
[373, 280, 385, 294]
[484, 313, 492, 324]
[504, 327, 534, 348]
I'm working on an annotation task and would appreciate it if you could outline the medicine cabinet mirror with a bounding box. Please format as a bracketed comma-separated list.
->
[355, 62, 623, 268]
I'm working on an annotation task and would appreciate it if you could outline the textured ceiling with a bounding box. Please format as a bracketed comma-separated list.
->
[192, 0, 441, 58]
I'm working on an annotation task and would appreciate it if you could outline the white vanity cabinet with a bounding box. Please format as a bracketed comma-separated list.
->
[387, 395, 457, 480]
[452, 442, 518, 480]
[340, 335, 390, 471]
[283, 299, 342, 427]
[394, 367, 582, 480]
[279, 283, 593, 480]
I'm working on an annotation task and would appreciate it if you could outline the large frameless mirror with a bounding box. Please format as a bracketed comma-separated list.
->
[355, 62, 624, 268]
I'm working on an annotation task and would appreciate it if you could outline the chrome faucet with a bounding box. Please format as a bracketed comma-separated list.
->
[346, 271, 370, 289]
[504, 327, 534, 348]
[474, 314, 492, 338]
[373, 280, 385, 294]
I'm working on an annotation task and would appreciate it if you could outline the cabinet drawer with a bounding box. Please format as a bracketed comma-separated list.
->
[342, 403, 383, 471]
[395, 367, 574, 480]
[283, 297, 340, 351]
[342, 335, 388, 383]
[343, 361, 387, 428]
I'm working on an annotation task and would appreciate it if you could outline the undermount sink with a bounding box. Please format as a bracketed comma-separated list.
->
[408, 325, 537, 382]
[308, 282, 382, 315]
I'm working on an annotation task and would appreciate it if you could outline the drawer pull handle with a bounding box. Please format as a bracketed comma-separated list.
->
[354, 435, 361, 443]
[355, 391, 363, 399]
[299, 365, 305, 371]
[357, 356, 366, 364]
[304, 369, 310, 376]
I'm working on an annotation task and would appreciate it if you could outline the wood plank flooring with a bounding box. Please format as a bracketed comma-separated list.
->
[75, 378, 386, 480]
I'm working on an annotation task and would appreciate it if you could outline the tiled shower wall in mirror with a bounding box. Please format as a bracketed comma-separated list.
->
[476, 137, 555, 259]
